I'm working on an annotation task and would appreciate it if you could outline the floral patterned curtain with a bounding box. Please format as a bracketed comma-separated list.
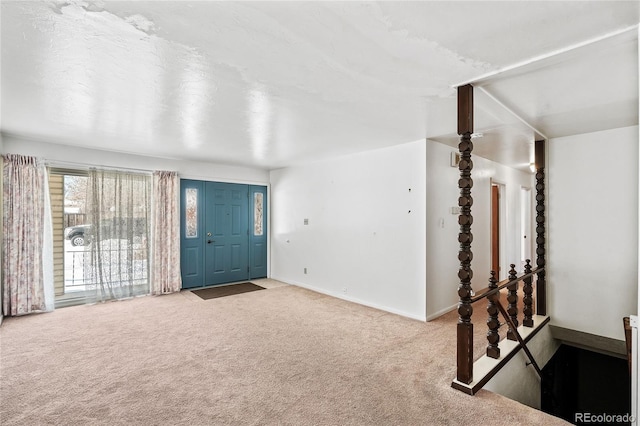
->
[2, 154, 54, 315]
[150, 171, 181, 294]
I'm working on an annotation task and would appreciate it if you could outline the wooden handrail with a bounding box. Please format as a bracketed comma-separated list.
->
[469, 266, 545, 304]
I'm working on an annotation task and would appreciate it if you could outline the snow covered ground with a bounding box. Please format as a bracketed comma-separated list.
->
[63, 239, 147, 292]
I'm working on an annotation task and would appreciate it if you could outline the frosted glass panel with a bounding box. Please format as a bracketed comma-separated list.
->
[186, 188, 198, 238]
[254, 192, 263, 236]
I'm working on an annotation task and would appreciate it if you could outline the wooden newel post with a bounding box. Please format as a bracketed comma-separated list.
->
[535, 140, 547, 316]
[506, 264, 518, 341]
[523, 259, 534, 327]
[456, 84, 474, 384]
[486, 271, 500, 358]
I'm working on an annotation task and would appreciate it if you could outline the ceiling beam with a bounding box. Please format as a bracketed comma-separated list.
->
[452, 24, 639, 89]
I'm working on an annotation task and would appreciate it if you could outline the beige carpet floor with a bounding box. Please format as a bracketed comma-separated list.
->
[0, 279, 568, 425]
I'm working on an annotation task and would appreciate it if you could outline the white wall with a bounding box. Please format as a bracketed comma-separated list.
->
[270, 140, 427, 320]
[2, 135, 270, 185]
[548, 125, 639, 340]
[425, 139, 534, 319]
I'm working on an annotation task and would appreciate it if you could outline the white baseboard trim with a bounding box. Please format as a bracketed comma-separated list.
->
[271, 275, 426, 322]
[426, 303, 458, 321]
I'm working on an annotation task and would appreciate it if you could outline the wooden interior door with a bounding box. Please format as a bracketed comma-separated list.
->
[491, 184, 500, 275]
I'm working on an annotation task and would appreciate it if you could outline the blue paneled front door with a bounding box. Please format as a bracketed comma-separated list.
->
[180, 180, 267, 288]
[205, 182, 249, 285]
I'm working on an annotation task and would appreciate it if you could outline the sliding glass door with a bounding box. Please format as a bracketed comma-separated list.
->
[49, 168, 151, 307]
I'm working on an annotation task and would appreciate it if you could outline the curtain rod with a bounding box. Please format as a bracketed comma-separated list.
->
[45, 159, 158, 175]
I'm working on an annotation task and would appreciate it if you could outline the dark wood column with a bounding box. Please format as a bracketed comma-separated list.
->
[506, 264, 519, 340]
[523, 260, 534, 327]
[456, 84, 474, 384]
[486, 271, 500, 358]
[535, 140, 546, 316]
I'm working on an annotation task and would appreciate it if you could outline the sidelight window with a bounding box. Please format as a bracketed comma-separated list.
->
[253, 192, 263, 236]
[185, 188, 198, 238]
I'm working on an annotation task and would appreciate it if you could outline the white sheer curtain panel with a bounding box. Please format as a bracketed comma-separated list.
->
[151, 171, 182, 294]
[2, 154, 54, 315]
[85, 169, 151, 302]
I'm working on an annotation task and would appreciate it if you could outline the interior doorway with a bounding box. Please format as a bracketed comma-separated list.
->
[491, 181, 507, 279]
[520, 186, 532, 270]
[491, 184, 500, 277]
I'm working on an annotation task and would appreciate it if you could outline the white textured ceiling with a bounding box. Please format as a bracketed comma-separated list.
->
[1, 1, 639, 170]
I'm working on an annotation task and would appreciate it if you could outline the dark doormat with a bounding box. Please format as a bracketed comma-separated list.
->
[191, 282, 265, 300]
